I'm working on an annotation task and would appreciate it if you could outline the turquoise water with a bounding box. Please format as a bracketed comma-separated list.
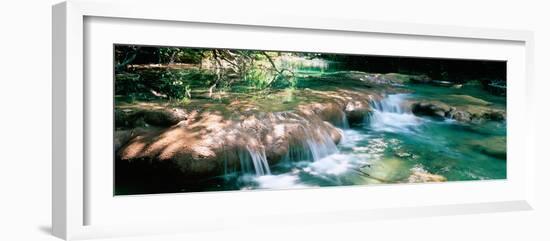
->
[241, 62, 506, 188]
[203, 62, 507, 191]
[217, 88, 506, 191]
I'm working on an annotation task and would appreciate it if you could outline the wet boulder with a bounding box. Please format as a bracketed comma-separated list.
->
[305, 102, 348, 128]
[446, 110, 472, 122]
[344, 100, 371, 125]
[117, 108, 344, 183]
[411, 100, 506, 123]
[323, 121, 343, 144]
[483, 110, 506, 121]
[411, 101, 452, 120]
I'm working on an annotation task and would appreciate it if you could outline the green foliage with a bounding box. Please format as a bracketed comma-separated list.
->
[244, 67, 273, 89]
[115, 47, 310, 100]
[156, 70, 189, 99]
[115, 73, 142, 94]
[156, 69, 220, 99]
[179, 96, 191, 105]
[115, 68, 217, 100]
[243, 67, 297, 90]
[158, 48, 205, 64]
[275, 73, 298, 88]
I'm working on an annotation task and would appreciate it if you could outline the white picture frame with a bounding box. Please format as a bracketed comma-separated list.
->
[52, 0, 535, 240]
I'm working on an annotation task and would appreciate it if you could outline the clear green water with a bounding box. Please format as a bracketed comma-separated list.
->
[226, 62, 506, 190]
[203, 87, 506, 191]
[232, 92, 506, 190]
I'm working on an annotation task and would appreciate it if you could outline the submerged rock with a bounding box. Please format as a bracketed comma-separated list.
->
[447, 94, 491, 106]
[469, 136, 506, 160]
[395, 152, 412, 158]
[408, 167, 447, 183]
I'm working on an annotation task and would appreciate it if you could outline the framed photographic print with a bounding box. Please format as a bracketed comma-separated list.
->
[52, 0, 535, 240]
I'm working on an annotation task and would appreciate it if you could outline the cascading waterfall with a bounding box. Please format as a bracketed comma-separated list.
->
[367, 94, 422, 132]
[226, 95, 425, 188]
[222, 145, 235, 180]
[340, 110, 350, 129]
[248, 146, 271, 175]
[282, 127, 340, 165]
[304, 129, 340, 161]
[238, 145, 271, 176]
[282, 141, 313, 164]
[369, 94, 407, 113]
[274, 111, 341, 164]
[232, 110, 342, 179]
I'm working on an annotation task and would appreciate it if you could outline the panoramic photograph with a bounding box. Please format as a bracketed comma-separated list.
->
[113, 45, 506, 195]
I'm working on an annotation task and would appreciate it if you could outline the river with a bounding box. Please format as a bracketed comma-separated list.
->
[205, 85, 506, 192]
[115, 60, 507, 194]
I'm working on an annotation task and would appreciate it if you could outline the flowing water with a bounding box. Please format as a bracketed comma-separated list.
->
[146, 59, 505, 192]
[115, 57, 506, 194]
[204, 59, 508, 191]
[217, 86, 506, 191]
[238, 146, 271, 176]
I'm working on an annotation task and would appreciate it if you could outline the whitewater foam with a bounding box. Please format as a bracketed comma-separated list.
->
[253, 173, 314, 189]
[367, 94, 423, 133]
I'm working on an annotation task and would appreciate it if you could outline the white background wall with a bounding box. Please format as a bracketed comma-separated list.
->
[0, 0, 548, 240]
